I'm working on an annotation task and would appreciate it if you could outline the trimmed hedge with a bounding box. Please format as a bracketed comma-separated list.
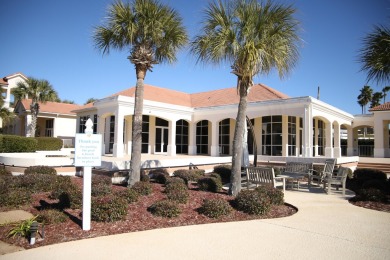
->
[36, 137, 63, 151]
[0, 135, 37, 153]
[24, 165, 57, 175]
[148, 200, 181, 218]
[199, 198, 232, 218]
[91, 195, 128, 222]
[213, 165, 231, 183]
[235, 189, 271, 215]
[197, 177, 222, 193]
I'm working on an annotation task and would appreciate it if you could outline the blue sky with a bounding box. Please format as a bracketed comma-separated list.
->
[1, 0, 389, 115]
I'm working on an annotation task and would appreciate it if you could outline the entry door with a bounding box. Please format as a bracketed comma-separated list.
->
[155, 127, 168, 153]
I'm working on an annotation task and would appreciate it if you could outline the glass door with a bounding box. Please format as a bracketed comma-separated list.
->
[155, 127, 168, 153]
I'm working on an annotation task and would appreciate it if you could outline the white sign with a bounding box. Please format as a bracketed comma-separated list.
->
[75, 133, 102, 167]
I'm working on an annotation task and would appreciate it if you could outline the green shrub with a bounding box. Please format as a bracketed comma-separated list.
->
[132, 181, 153, 196]
[58, 185, 82, 209]
[255, 185, 284, 205]
[115, 188, 139, 204]
[20, 174, 58, 193]
[24, 165, 57, 175]
[35, 137, 63, 151]
[91, 195, 128, 222]
[362, 179, 388, 193]
[165, 181, 188, 193]
[166, 188, 189, 204]
[49, 176, 73, 199]
[140, 173, 150, 182]
[165, 177, 185, 186]
[173, 169, 204, 184]
[92, 174, 112, 186]
[0, 188, 31, 208]
[197, 177, 222, 193]
[92, 182, 112, 197]
[37, 209, 67, 224]
[150, 168, 170, 184]
[148, 200, 181, 218]
[354, 168, 387, 184]
[209, 173, 222, 182]
[213, 165, 231, 183]
[0, 168, 12, 176]
[358, 188, 386, 202]
[199, 198, 232, 218]
[235, 189, 271, 215]
[0, 135, 37, 152]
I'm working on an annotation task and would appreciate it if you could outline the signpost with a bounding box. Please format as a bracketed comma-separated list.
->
[75, 118, 102, 231]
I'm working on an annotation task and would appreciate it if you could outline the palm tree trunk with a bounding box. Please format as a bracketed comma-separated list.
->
[30, 103, 38, 137]
[229, 84, 248, 196]
[128, 68, 146, 187]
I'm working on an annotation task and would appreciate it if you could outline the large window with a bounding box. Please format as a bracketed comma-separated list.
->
[196, 120, 209, 154]
[142, 115, 150, 153]
[109, 116, 115, 153]
[247, 119, 255, 155]
[79, 114, 97, 134]
[262, 115, 282, 156]
[219, 119, 230, 155]
[45, 119, 54, 137]
[313, 119, 325, 156]
[176, 120, 189, 154]
[288, 116, 296, 156]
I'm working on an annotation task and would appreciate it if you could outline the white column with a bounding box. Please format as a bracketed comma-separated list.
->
[347, 127, 354, 156]
[167, 120, 176, 156]
[325, 121, 333, 157]
[25, 114, 32, 137]
[113, 109, 124, 157]
[282, 115, 288, 156]
[302, 105, 313, 157]
[314, 119, 319, 156]
[210, 120, 219, 156]
[374, 117, 385, 158]
[254, 118, 262, 155]
[188, 121, 196, 155]
[97, 115, 106, 155]
[333, 123, 341, 157]
[4, 86, 11, 108]
[126, 117, 132, 155]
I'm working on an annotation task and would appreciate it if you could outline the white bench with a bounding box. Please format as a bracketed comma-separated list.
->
[246, 166, 286, 192]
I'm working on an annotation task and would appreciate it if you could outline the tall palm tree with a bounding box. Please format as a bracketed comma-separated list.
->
[358, 24, 390, 84]
[12, 77, 58, 137]
[0, 94, 14, 126]
[357, 99, 365, 114]
[370, 92, 383, 108]
[93, 0, 188, 187]
[357, 85, 373, 114]
[191, 0, 300, 196]
[383, 86, 390, 103]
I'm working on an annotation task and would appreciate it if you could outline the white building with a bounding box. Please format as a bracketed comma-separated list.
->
[1, 73, 81, 146]
[73, 83, 390, 160]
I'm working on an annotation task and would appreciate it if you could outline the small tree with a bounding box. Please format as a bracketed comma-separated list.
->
[12, 77, 58, 137]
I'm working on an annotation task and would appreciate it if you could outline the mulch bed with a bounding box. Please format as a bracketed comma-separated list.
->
[0, 177, 296, 249]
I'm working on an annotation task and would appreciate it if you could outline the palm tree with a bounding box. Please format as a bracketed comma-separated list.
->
[383, 86, 390, 103]
[0, 94, 14, 126]
[84, 98, 97, 105]
[12, 77, 58, 137]
[359, 24, 390, 84]
[357, 99, 365, 114]
[191, 0, 300, 196]
[370, 92, 383, 108]
[357, 85, 373, 114]
[93, 0, 188, 187]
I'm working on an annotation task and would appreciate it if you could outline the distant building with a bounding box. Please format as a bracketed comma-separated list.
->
[1, 73, 81, 146]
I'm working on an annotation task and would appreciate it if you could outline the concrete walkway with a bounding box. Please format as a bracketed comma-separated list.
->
[1, 187, 390, 259]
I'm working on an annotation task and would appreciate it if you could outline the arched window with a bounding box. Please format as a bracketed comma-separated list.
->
[196, 120, 209, 154]
[219, 119, 230, 155]
[176, 120, 189, 154]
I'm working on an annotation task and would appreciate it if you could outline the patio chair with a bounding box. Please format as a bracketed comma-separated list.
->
[323, 166, 349, 195]
[308, 159, 336, 187]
